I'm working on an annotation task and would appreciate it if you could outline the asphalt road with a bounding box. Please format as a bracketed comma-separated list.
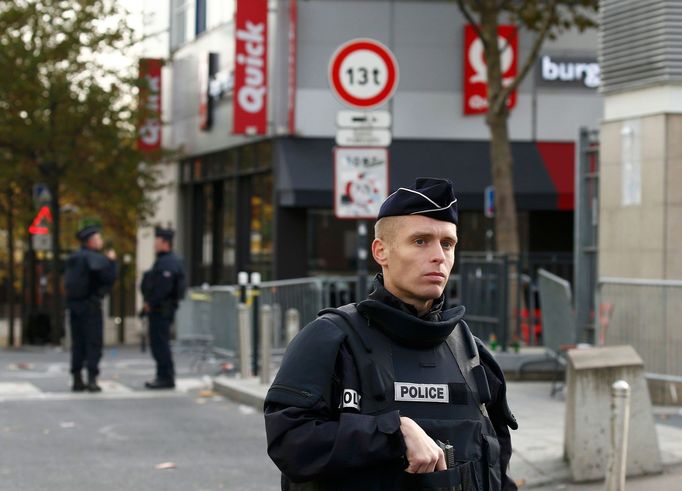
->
[0, 346, 281, 491]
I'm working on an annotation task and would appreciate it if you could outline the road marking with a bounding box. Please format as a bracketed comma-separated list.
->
[0, 382, 41, 396]
[0, 377, 211, 402]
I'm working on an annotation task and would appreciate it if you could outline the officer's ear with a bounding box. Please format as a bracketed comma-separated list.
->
[372, 238, 389, 267]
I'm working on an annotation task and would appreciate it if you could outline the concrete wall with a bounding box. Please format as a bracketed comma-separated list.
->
[599, 114, 682, 279]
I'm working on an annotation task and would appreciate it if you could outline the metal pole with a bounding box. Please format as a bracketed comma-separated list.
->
[356, 220, 368, 302]
[606, 380, 631, 491]
[238, 303, 252, 379]
[285, 308, 300, 345]
[48, 178, 62, 345]
[260, 304, 272, 385]
[118, 259, 125, 344]
[250, 272, 261, 376]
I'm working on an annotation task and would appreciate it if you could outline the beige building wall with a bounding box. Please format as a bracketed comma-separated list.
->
[599, 113, 682, 280]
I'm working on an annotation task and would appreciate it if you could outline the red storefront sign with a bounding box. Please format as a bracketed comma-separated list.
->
[463, 25, 517, 115]
[233, 0, 268, 135]
[137, 58, 162, 151]
[287, 0, 297, 134]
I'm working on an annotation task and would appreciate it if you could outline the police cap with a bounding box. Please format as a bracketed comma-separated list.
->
[76, 224, 101, 242]
[377, 177, 458, 225]
[155, 226, 175, 241]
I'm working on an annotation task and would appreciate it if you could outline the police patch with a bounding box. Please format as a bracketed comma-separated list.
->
[340, 389, 361, 411]
[394, 382, 449, 403]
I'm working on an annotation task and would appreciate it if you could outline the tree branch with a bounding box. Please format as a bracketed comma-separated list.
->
[456, 0, 487, 48]
[491, 0, 557, 115]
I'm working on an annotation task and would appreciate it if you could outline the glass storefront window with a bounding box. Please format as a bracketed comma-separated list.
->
[181, 161, 192, 182]
[193, 159, 203, 180]
[307, 209, 375, 276]
[240, 145, 257, 172]
[200, 183, 213, 283]
[221, 179, 237, 283]
[249, 173, 273, 279]
[256, 140, 272, 170]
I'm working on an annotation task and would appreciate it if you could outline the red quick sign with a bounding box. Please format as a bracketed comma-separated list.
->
[463, 25, 517, 115]
[138, 58, 162, 152]
[233, 0, 268, 135]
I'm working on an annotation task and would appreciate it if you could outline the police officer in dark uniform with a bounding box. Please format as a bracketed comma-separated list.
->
[65, 225, 117, 392]
[141, 226, 186, 389]
[265, 178, 518, 490]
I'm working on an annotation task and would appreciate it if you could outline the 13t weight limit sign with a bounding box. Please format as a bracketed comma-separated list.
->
[329, 39, 399, 109]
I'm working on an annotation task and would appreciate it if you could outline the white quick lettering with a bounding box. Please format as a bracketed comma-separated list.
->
[541, 55, 600, 88]
[394, 382, 449, 403]
[236, 21, 266, 113]
[340, 389, 361, 411]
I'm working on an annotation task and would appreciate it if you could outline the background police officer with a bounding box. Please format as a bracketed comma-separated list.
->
[265, 178, 518, 490]
[141, 226, 186, 389]
[64, 225, 117, 392]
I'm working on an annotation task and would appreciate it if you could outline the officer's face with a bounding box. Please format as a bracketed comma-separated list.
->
[154, 237, 170, 253]
[87, 233, 103, 251]
[372, 215, 457, 309]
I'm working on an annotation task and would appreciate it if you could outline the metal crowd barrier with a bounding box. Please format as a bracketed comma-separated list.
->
[175, 277, 361, 372]
[597, 277, 682, 377]
[175, 275, 464, 375]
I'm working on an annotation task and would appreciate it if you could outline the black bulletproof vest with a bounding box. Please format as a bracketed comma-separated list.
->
[319, 305, 503, 491]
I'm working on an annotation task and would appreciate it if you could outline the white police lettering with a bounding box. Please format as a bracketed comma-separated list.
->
[394, 382, 449, 403]
[541, 55, 600, 88]
[340, 388, 361, 410]
[236, 21, 266, 113]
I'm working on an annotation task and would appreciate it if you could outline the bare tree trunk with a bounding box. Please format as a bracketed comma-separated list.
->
[7, 187, 15, 347]
[480, 3, 520, 255]
[487, 112, 520, 254]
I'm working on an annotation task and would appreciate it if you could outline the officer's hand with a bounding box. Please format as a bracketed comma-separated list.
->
[400, 416, 447, 474]
[105, 249, 117, 261]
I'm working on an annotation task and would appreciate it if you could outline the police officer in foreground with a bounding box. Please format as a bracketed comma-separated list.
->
[141, 226, 186, 389]
[265, 178, 518, 490]
[65, 225, 117, 392]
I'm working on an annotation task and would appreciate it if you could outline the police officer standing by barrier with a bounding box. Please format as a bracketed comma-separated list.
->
[65, 225, 117, 393]
[141, 226, 186, 390]
[265, 178, 518, 490]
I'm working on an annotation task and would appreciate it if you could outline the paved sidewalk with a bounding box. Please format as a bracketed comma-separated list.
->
[213, 376, 682, 489]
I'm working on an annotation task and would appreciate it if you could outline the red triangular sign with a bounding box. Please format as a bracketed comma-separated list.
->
[29, 206, 53, 235]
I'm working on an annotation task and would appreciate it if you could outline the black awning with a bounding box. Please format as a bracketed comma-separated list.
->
[276, 137, 573, 211]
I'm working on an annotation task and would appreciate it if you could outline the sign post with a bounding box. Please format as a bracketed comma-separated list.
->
[329, 38, 398, 302]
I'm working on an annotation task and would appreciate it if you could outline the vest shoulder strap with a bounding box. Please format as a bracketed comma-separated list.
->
[446, 320, 491, 417]
[318, 305, 394, 414]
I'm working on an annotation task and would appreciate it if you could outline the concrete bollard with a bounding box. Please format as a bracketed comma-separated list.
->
[238, 304, 252, 379]
[260, 305, 273, 385]
[285, 308, 300, 345]
[606, 380, 631, 491]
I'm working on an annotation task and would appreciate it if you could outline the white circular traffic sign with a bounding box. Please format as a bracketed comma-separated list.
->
[328, 38, 399, 109]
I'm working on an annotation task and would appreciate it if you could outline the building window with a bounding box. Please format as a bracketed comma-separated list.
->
[196, 0, 207, 36]
[171, 0, 193, 50]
